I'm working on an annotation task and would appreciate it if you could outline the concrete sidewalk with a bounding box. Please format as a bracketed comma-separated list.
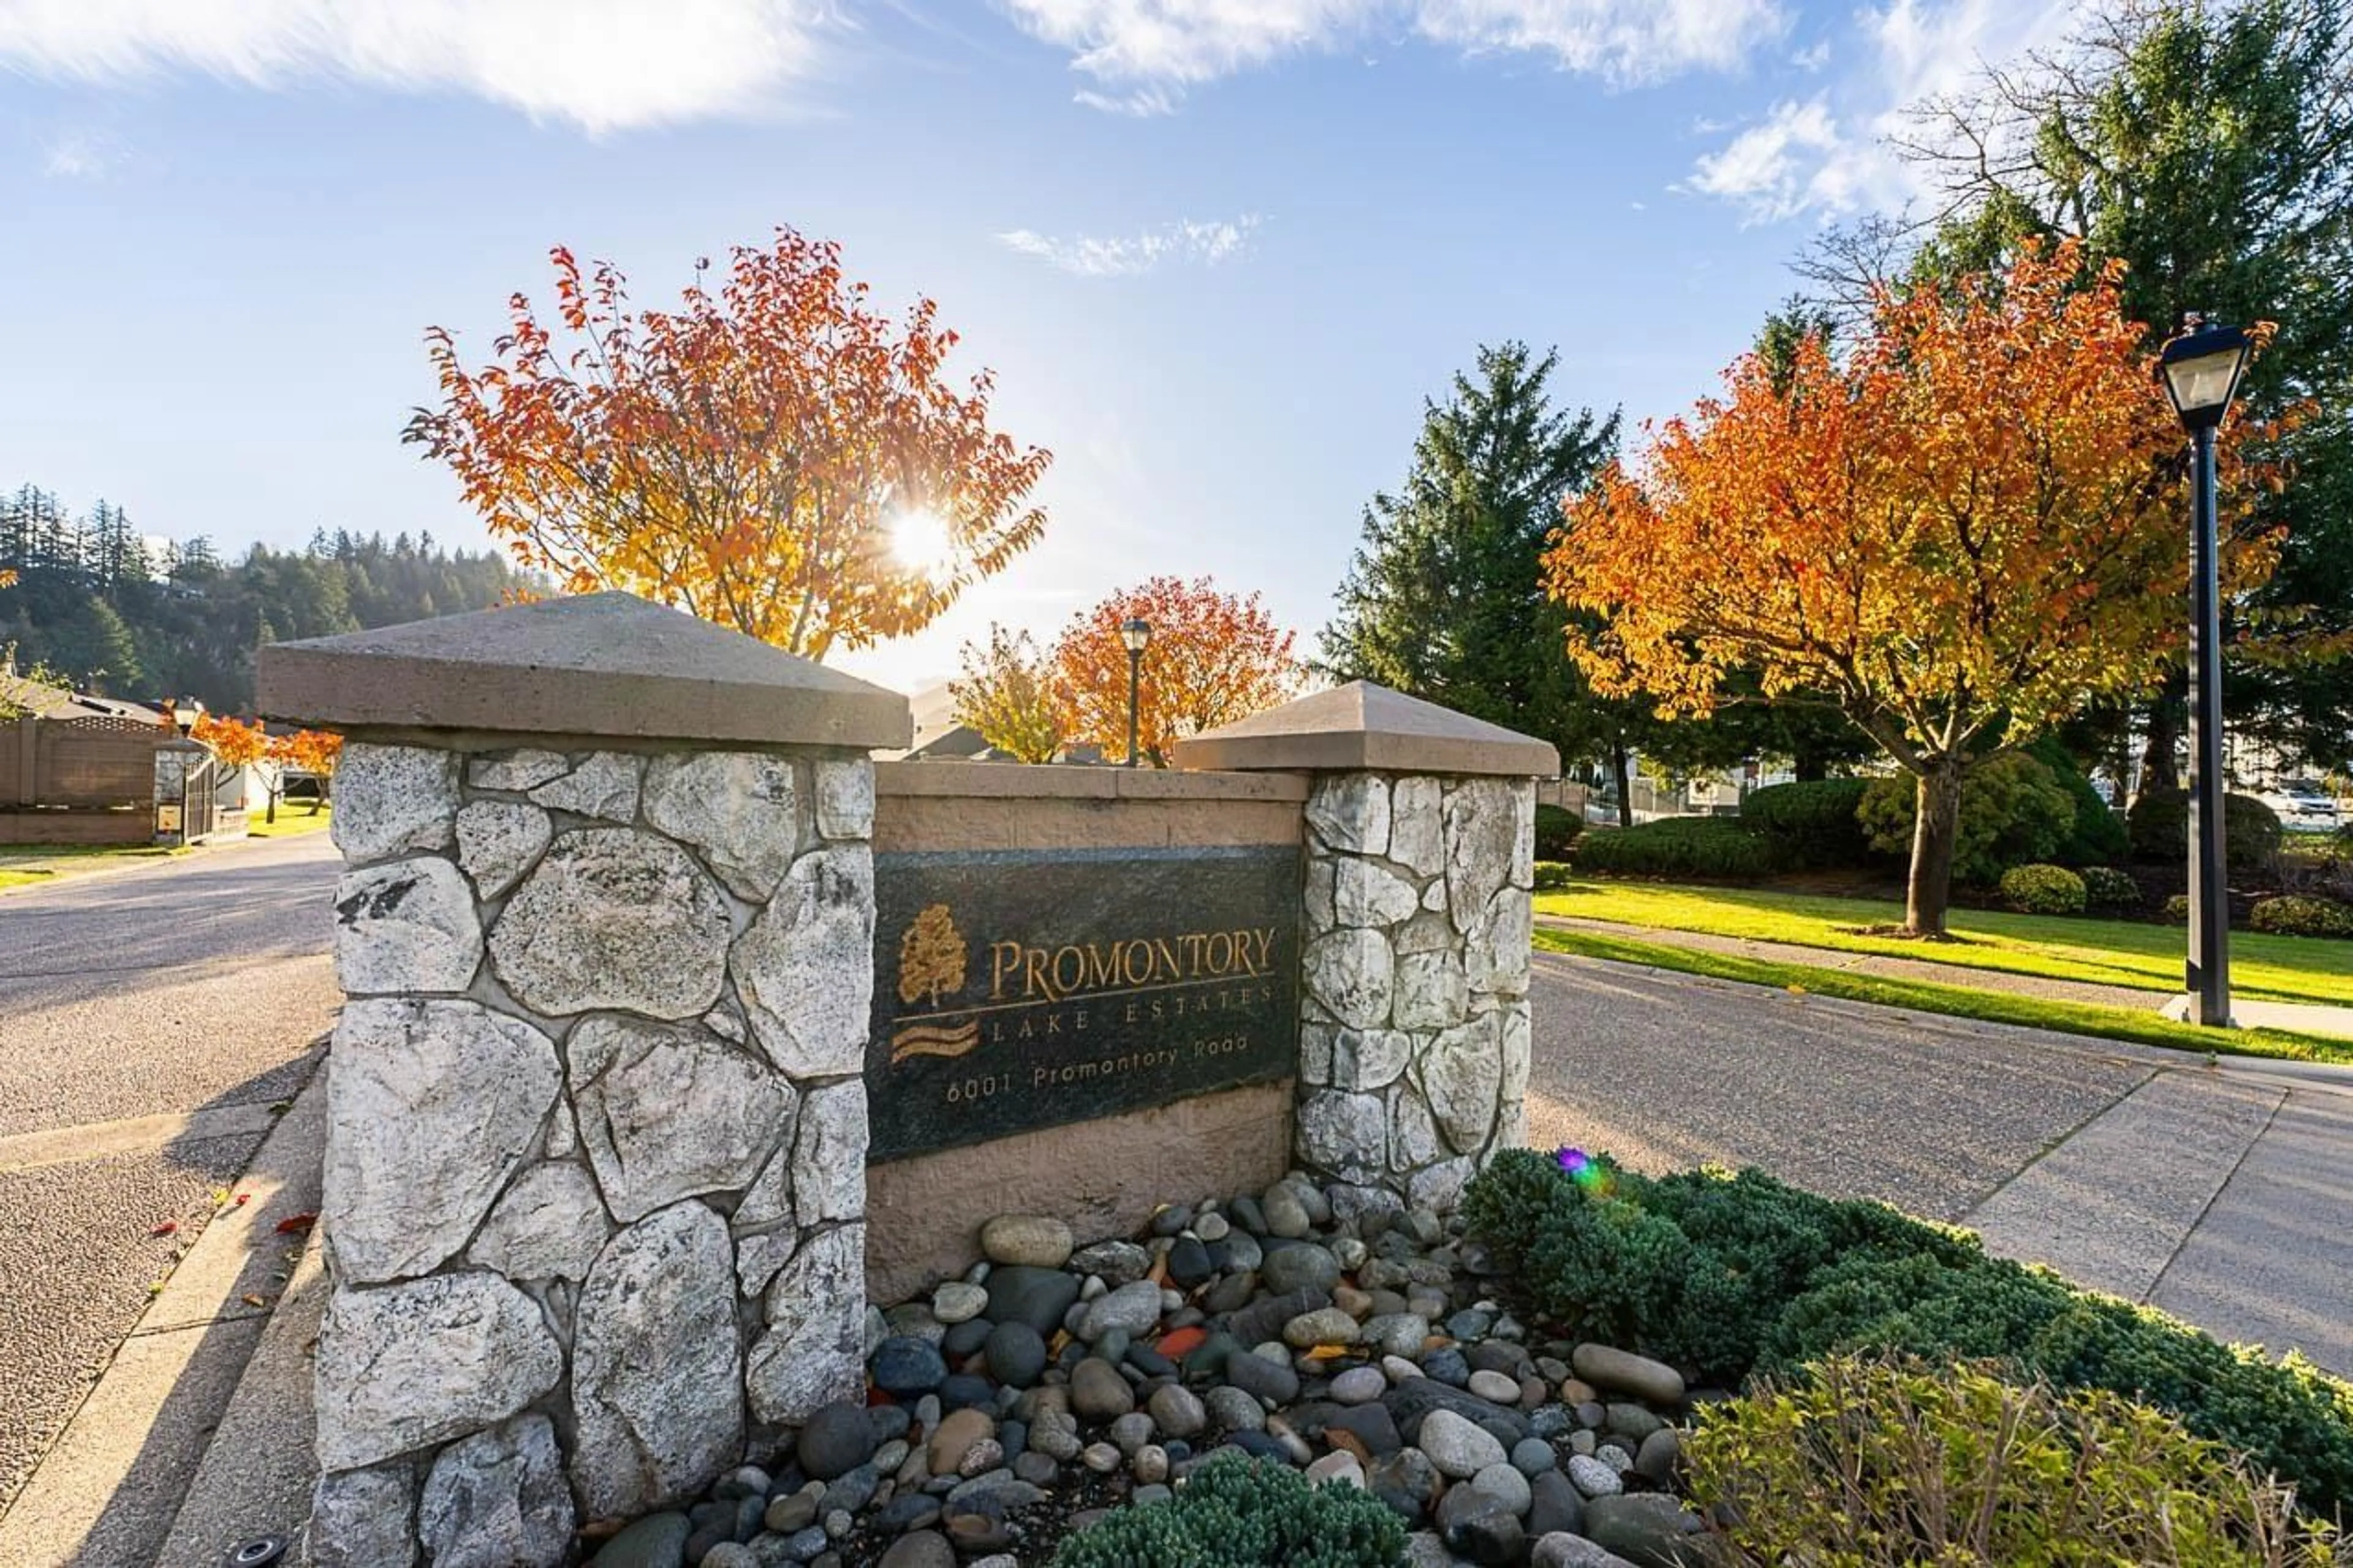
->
[0, 1073, 327, 1568]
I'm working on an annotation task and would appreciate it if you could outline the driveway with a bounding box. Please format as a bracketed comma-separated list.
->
[0, 832, 341, 1518]
[1525, 951, 2353, 1377]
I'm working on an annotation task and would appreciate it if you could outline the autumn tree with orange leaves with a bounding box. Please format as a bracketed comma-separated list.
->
[405, 229, 1052, 661]
[1546, 242, 2278, 936]
[1055, 577, 1299, 767]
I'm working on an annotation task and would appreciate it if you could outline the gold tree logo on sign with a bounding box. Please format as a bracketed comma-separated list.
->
[892, 904, 979, 1062]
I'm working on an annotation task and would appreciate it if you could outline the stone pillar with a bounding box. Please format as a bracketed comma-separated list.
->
[257, 593, 909, 1568]
[1171, 682, 1555, 1217]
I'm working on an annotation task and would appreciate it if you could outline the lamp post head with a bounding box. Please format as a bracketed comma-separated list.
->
[2159, 320, 2254, 434]
[1120, 618, 1153, 654]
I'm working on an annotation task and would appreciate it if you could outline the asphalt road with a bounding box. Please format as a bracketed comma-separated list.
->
[1523, 949, 2159, 1221]
[0, 833, 340, 1517]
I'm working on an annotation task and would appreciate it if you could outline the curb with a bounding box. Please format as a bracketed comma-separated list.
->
[0, 1061, 328, 1568]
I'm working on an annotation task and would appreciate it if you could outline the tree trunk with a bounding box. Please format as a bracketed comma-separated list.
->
[1792, 745, 1828, 784]
[2135, 675, 2186, 804]
[1611, 731, 1634, 830]
[1905, 760, 1964, 937]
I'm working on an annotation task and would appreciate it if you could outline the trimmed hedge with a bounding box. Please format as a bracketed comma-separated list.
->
[1532, 860, 1573, 891]
[1461, 1148, 2353, 1515]
[2252, 895, 2353, 939]
[1999, 863, 2088, 915]
[2129, 788, 2285, 870]
[2028, 737, 2131, 868]
[1050, 1451, 1406, 1567]
[1534, 803, 1585, 860]
[1571, 817, 1783, 880]
[2079, 865, 2142, 911]
[1737, 779, 1873, 868]
[1858, 754, 2075, 885]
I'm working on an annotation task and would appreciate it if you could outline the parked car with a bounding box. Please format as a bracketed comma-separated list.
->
[2257, 782, 2344, 834]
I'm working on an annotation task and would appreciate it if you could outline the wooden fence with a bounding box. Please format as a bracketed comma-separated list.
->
[1, 711, 165, 845]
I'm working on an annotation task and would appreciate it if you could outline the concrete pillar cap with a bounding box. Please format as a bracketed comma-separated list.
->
[1169, 680, 1558, 777]
[256, 591, 912, 752]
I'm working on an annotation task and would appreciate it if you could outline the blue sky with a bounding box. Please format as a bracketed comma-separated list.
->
[0, 0, 2072, 692]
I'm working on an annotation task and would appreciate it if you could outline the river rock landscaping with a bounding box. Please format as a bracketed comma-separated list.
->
[586, 1170, 1708, 1568]
[580, 1149, 2351, 1568]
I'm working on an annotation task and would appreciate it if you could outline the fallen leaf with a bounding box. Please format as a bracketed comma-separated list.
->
[232, 1192, 251, 1206]
[150, 1220, 179, 1237]
[1156, 1325, 1208, 1362]
[1303, 1344, 1351, 1362]
[275, 1212, 317, 1235]
[241, 1293, 267, 1308]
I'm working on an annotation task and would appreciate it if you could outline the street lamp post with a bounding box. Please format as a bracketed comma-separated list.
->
[1120, 618, 1152, 768]
[2159, 319, 2255, 1028]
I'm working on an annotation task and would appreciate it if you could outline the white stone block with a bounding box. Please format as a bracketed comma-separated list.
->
[325, 1000, 560, 1284]
[488, 829, 732, 1018]
[814, 759, 875, 841]
[1304, 927, 1395, 1031]
[333, 856, 483, 996]
[333, 743, 459, 865]
[746, 1224, 866, 1426]
[572, 1202, 745, 1519]
[456, 800, 552, 901]
[527, 751, 642, 822]
[792, 1081, 868, 1229]
[1307, 775, 1390, 857]
[644, 751, 801, 900]
[314, 1273, 563, 1471]
[569, 1015, 798, 1222]
[732, 847, 876, 1078]
[419, 1413, 574, 1568]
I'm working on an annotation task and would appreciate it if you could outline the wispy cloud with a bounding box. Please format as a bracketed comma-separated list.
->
[0, 1, 846, 134]
[995, 215, 1264, 277]
[1681, 0, 2077, 223]
[1000, 0, 1787, 108]
[42, 129, 125, 180]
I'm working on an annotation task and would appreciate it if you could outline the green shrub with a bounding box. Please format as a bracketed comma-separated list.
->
[1763, 1252, 2353, 1516]
[1685, 1357, 2341, 1566]
[2028, 737, 2131, 867]
[1999, 863, 2088, 915]
[1464, 1151, 2353, 1514]
[1571, 817, 1781, 880]
[2130, 788, 2286, 869]
[1857, 753, 2075, 885]
[1050, 1452, 1407, 1567]
[2165, 892, 2194, 923]
[1737, 779, 1872, 867]
[2079, 865, 2142, 910]
[1533, 803, 1585, 859]
[1531, 860, 1573, 891]
[2252, 895, 2353, 939]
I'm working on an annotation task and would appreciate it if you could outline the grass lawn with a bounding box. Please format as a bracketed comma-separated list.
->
[1536, 879, 2353, 1008]
[0, 841, 186, 892]
[245, 805, 332, 839]
[1538, 926, 2353, 1067]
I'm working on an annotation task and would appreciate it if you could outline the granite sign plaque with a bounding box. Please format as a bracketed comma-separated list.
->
[865, 844, 1302, 1162]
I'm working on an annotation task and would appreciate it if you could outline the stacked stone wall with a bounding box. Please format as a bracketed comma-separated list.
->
[1294, 771, 1534, 1215]
[311, 738, 876, 1567]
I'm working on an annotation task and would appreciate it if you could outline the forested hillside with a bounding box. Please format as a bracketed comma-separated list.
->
[0, 482, 529, 710]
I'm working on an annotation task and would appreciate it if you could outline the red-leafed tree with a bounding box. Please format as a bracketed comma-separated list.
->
[1053, 577, 1299, 766]
[1545, 241, 2280, 935]
[405, 228, 1052, 661]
